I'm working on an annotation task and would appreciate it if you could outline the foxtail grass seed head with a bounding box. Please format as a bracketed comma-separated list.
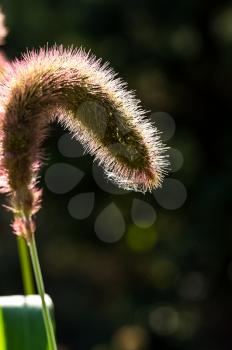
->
[0, 46, 168, 240]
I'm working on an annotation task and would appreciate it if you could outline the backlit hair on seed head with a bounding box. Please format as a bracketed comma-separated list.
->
[0, 46, 168, 240]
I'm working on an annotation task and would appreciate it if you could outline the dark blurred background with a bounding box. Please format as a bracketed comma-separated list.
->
[0, 0, 231, 349]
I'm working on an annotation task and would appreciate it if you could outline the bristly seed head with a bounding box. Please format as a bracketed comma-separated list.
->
[0, 46, 168, 240]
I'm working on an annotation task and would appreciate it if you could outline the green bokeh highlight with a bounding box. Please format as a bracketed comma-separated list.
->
[126, 225, 158, 252]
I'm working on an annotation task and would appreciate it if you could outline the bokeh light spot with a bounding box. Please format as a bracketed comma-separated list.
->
[150, 112, 176, 141]
[153, 178, 187, 210]
[178, 271, 207, 301]
[58, 133, 85, 158]
[112, 325, 149, 350]
[149, 306, 179, 336]
[168, 147, 184, 172]
[126, 225, 158, 252]
[45, 163, 84, 194]
[131, 199, 157, 228]
[95, 203, 125, 243]
[68, 192, 95, 219]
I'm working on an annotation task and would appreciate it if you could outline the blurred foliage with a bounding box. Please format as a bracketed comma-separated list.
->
[0, 0, 231, 349]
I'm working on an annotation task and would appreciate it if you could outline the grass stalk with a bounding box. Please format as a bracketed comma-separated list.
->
[28, 235, 57, 350]
[17, 236, 35, 295]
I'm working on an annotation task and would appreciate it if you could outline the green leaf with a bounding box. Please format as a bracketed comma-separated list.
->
[0, 307, 6, 350]
[0, 295, 54, 350]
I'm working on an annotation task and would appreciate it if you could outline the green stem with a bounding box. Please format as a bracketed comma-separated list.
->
[17, 236, 35, 295]
[28, 235, 57, 350]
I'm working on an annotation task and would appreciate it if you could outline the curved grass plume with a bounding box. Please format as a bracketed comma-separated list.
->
[0, 46, 168, 240]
